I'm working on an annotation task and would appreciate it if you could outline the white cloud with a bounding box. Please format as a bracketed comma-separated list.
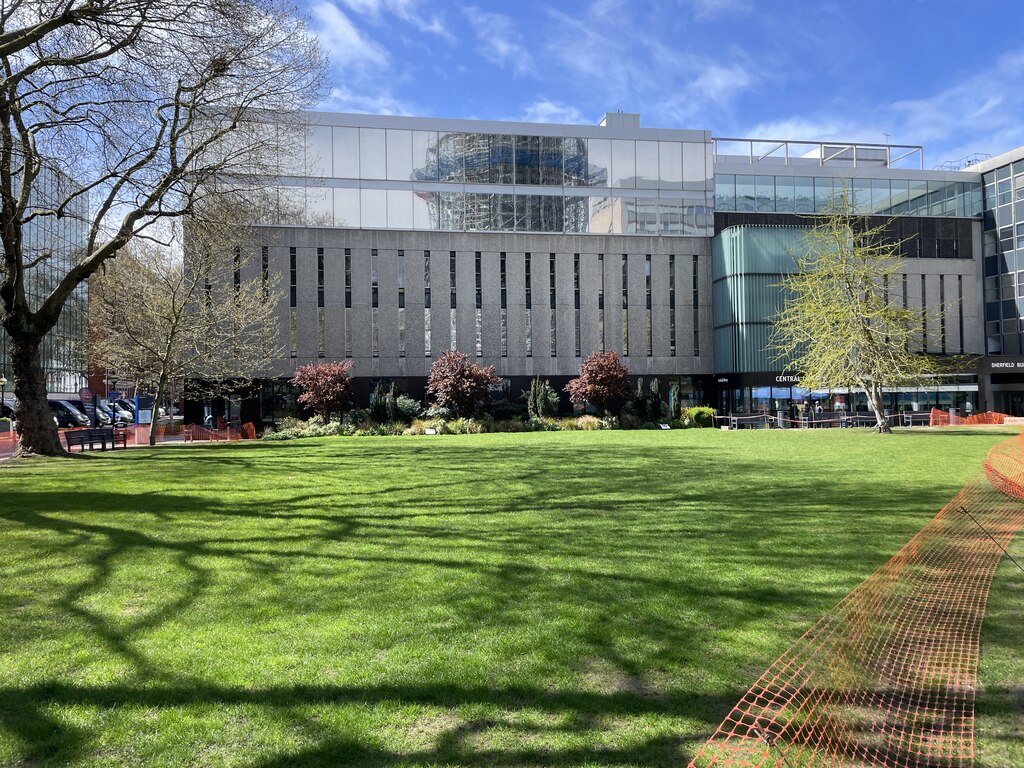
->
[517, 99, 588, 124]
[335, 0, 452, 39]
[321, 85, 414, 115]
[309, 2, 415, 116]
[309, 1, 389, 71]
[741, 50, 1024, 165]
[691, 0, 752, 20]
[462, 6, 533, 76]
[542, 5, 758, 125]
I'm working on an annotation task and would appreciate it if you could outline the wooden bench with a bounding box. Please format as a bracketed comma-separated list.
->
[64, 428, 128, 452]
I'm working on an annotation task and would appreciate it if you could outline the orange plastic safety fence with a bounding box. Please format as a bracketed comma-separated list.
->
[688, 434, 1024, 768]
[241, 422, 257, 439]
[929, 409, 1012, 427]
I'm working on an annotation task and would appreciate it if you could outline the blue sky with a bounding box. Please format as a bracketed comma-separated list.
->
[301, 0, 1024, 166]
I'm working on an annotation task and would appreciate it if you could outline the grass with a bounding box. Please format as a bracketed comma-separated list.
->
[0, 427, 1021, 767]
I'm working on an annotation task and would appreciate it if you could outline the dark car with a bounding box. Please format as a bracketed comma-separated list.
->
[66, 399, 108, 427]
[115, 399, 137, 420]
[48, 399, 91, 428]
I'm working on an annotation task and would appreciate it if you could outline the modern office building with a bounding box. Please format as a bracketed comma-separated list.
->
[203, 108, 1023, 424]
[0, 166, 89, 398]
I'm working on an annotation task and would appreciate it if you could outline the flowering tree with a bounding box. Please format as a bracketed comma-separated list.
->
[290, 362, 355, 422]
[565, 351, 630, 415]
[426, 350, 501, 417]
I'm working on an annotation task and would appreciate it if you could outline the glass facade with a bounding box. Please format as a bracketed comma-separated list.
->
[982, 159, 1024, 355]
[1, 166, 88, 394]
[272, 124, 714, 236]
[714, 174, 981, 218]
[712, 226, 808, 374]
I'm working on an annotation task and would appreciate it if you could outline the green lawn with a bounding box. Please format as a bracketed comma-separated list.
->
[0, 428, 1021, 767]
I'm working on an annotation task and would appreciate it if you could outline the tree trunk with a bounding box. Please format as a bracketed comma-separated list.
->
[8, 332, 66, 457]
[864, 383, 892, 435]
[150, 374, 169, 446]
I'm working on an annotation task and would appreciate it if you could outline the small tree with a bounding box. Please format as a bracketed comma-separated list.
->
[426, 350, 500, 417]
[565, 351, 630, 415]
[290, 362, 354, 423]
[91, 219, 281, 445]
[525, 377, 559, 419]
[773, 197, 942, 434]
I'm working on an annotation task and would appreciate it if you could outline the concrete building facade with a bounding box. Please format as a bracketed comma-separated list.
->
[198, 109, 1020, 424]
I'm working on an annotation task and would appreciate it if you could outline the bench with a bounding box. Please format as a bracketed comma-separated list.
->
[64, 427, 128, 452]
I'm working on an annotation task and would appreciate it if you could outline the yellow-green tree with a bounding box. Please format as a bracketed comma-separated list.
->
[772, 199, 940, 434]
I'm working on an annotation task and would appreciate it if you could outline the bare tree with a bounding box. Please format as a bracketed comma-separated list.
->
[772, 196, 945, 434]
[0, 1, 324, 457]
[90, 215, 282, 445]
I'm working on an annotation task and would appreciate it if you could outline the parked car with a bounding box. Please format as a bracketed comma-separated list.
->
[48, 399, 91, 428]
[65, 399, 109, 427]
[101, 399, 135, 424]
[97, 402, 130, 427]
[115, 399, 137, 419]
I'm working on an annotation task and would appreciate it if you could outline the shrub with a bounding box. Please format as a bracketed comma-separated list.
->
[492, 401, 528, 421]
[557, 417, 579, 431]
[395, 395, 422, 422]
[492, 419, 526, 433]
[670, 418, 685, 429]
[347, 407, 372, 425]
[528, 416, 559, 432]
[576, 414, 601, 430]
[565, 351, 630, 415]
[426, 350, 501, 417]
[525, 377, 559, 419]
[423, 404, 453, 420]
[618, 411, 641, 430]
[631, 378, 669, 423]
[290, 361, 355, 421]
[681, 406, 715, 428]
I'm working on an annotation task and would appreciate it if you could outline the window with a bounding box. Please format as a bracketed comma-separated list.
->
[398, 250, 405, 357]
[598, 254, 605, 352]
[550, 253, 557, 357]
[645, 254, 652, 356]
[371, 248, 379, 358]
[344, 248, 352, 358]
[669, 254, 676, 356]
[450, 251, 457, 350]
[958, 275, 965, 354]
[622, 254, 629, 356]
[692, 255, 699, 357]
[573, 254, 581, 357]
[261, 246, 269, 299]
[290, 310, 297, 358]
[939, 274, 946, 354]
[233, 246, 241, 296]
[921, 274, 927, 351]
[525, 252, 532, 358]
[317, 248, 324, 308]
[475, 251, 482, 357]
[289, 246, 297, 307]
[424, 250, 432, 357]
[500, 252, 507, 357]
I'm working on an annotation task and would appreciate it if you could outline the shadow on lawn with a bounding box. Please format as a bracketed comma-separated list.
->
[0, 435, 1013, 766]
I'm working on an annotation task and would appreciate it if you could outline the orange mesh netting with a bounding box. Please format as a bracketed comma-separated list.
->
[688, 434, 1024, 768]
[929, 409, 1013, 427]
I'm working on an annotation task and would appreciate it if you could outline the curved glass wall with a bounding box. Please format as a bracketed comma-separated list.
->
[714, 174, 982, 218]
[272, 125, 714, 235]
[712, 226, 808, 373]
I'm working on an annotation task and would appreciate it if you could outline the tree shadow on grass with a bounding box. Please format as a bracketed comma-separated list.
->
[0, 434, 1017, 766]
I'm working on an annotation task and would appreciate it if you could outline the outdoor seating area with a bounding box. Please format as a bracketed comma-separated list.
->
[63, 427, 128, 452]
